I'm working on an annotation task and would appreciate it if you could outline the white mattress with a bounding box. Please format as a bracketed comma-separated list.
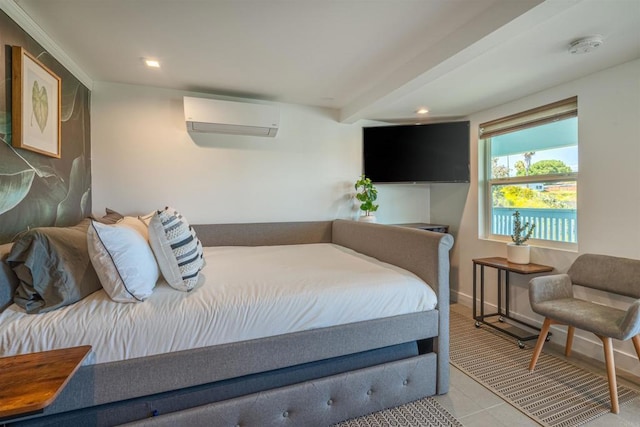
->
[0, 243, 437, 364]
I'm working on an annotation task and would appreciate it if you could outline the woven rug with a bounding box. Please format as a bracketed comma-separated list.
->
[450, 310, 640, 426]
[334, 396, 463, 427]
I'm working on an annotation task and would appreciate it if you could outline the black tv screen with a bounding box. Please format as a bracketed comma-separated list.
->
[363, 121, 470, 183]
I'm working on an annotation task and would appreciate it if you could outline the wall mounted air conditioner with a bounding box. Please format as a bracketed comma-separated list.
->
[184, 97, 279, 137]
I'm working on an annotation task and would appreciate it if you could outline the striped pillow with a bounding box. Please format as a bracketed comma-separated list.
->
[148, 207, 204, 292]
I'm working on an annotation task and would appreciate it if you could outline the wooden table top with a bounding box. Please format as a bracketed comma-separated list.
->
[473, 257, 554, 275]
[0, 345, 91, 419]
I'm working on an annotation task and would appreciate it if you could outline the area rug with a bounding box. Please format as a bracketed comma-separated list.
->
[450, 310, 640, 427]
[334, 396, 463, 427]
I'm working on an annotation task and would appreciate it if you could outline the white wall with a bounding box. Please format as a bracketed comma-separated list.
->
[90, 82, 430, 225]
[431, 59, 640, 375]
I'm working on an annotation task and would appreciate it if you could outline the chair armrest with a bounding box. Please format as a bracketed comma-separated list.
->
[620, 300, 640, 340]
[529, 274, 573, 307]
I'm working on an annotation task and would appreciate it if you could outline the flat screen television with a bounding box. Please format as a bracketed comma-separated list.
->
[363, 121, 470, 183]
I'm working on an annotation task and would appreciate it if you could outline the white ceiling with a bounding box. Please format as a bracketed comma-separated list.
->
[8, 0, 640, 123]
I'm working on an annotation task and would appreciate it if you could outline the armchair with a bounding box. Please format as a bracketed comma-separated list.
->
[528, 254, 640, 414]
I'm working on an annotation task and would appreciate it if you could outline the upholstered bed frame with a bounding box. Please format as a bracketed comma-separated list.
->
[7, 220, 453, 427]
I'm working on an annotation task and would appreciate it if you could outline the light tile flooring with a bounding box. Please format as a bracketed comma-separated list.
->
[432, 304, 640, 426]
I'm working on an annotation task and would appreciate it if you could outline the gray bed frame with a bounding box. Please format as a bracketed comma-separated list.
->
[7, 220, 453, 427]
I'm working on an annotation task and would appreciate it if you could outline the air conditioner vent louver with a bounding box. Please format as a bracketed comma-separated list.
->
[184, 97, 279, 137]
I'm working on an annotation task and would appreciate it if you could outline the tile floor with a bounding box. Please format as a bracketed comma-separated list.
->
[433, 304, 640, 426]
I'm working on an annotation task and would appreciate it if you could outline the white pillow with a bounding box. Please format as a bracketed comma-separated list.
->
[87, 217, 159, 303]
[148, 207, 204, 292]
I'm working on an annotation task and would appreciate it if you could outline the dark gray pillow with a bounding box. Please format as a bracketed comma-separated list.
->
[90, 207, 124, 225]
[8, 219, 102, 314]
[0, 243, 19, 313]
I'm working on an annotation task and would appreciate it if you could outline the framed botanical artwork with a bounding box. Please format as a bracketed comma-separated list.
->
[11, 46, 62, 158]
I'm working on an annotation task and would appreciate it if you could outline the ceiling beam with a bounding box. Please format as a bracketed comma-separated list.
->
[338, 0, 581, 124]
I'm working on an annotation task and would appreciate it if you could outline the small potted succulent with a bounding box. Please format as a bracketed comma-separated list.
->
[354, 174, 379, 222]
[507, 210, 535, 264]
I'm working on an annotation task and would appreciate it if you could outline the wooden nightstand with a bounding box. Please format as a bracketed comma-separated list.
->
[0, 345, 91, 421]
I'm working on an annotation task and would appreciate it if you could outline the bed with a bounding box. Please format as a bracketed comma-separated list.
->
[0, 219, 453, 426]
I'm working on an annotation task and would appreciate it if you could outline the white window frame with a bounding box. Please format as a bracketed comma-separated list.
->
[479, 97, 578, 250]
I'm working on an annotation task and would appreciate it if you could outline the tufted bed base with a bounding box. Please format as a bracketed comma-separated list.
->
[122, 353, 437, 427]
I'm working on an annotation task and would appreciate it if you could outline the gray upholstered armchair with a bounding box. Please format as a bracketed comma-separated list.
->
[528, 254, 640, 414]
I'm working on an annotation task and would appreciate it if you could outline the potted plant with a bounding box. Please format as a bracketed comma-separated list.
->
[507, 210, 535, 264]
[354, 174, 379, 222]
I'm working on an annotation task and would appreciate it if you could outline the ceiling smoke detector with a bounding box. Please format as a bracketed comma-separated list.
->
[568, 35, 603, 54]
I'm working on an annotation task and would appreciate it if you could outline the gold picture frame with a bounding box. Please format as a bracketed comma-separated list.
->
[11, 46, 62, 158]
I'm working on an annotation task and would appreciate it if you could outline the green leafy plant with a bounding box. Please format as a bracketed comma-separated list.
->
[511, 210, 535, 245]
[354, 174, 379, 216]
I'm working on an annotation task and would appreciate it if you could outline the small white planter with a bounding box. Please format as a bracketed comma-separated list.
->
[507, 243, 530, 264]
[358, 215, 377, 223]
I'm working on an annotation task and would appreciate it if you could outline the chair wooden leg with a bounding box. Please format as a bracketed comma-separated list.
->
[632, 335, 640, 361]
[529, 318, 552, 372]
[565, 325, 575, 357]
[599, 335, 619, 414]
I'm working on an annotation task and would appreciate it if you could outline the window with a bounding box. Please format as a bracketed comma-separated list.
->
[480, 97, 578, 244]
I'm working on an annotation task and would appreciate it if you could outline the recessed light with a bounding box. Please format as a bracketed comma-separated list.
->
[144, 59, 161, 68]
[416, 107, 429, 115]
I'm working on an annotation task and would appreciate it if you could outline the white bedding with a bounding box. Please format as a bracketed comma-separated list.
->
[0, 243, 437, 364]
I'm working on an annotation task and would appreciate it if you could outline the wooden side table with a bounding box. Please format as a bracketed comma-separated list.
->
[0, 345, 91, 421]
[472, 257, 553, 348]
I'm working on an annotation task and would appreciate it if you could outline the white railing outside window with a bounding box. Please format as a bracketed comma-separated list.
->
[492, 207, 577, 243]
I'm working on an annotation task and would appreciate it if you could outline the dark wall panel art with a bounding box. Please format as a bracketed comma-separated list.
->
[0, 10, 91, 244]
